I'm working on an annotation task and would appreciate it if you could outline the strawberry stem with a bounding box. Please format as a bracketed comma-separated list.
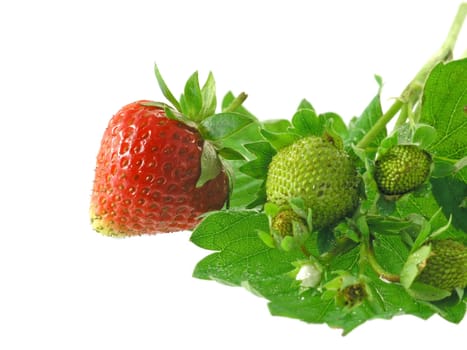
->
[223, 92, 248, 113]
[365, 241, 400, 282]
[356, 3, 467, 150]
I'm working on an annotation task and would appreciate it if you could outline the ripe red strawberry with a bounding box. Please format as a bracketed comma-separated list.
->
[90, 101, 229, 237]
[90, 66, 253, 237]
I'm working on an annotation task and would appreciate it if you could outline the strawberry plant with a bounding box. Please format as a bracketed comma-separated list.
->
[189, 4, 467, 334]
[90, 3, 467, 334]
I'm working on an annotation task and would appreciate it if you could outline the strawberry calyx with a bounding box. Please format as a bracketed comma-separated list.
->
[145, 64, 258, 189]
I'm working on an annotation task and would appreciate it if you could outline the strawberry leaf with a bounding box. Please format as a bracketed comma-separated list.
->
[419, 59, 467, 182]
[191, 212, 437, 335]
[191, 210, 301, 287]
[395, 178, 467, 244]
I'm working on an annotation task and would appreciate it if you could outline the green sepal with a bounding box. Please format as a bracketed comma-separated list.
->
[291, 108, 321, 137]
[196, 141, 223, 188]
[297, 98, 315, 111]
[258, 230, 275, 248]
[260, 129, 300, 151]
[200, 72, 217, 118]
[400, 244, 431, 289]
[163, 105, 199, 129]
[154, 63, 182, 112]
[199, 112, 256, 141]
[320, 112, 348, 142]
[180, 71, 203, 121]
[239, 142, 276, 179]
[217, 147, 245, 160]
[413, 124, 437, 148]
[262, 119, 292, 133]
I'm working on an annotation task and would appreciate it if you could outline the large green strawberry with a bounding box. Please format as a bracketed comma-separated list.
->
[266, 136, 360, 230]
[90, 66, 254, 237]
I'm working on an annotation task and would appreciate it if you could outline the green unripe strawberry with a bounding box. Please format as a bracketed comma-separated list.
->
[266, 136, 360, 230]
[374, 144, 432, 196]
[417, 240, 467, 291]
[271, 209, 305, 237]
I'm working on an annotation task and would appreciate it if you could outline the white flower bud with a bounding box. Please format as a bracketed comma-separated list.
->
[296, 262, 322, 288]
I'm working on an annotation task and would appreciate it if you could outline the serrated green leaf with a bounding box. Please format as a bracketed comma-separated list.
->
[191, 210, 301, 289]
[395, 179, 466, 244]
[420, 59, 467, 183]
[373, 234, 410, 275]
[199, 112, 256, 141]
[431, 177, 467, 234]
[430, 293, 467, 323]
[268, 265, 434, 335]
[154, 64, 182, 112]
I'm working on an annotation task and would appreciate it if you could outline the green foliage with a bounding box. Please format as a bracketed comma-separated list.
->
[189, 59, 467, 333]
[420, 58, 467, 182]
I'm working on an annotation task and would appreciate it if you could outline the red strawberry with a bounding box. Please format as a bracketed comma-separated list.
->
[90, 65, 253, 237]
[90, 101, 229, 237]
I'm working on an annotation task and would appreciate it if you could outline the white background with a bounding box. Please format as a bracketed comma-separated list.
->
[1, 0, 466, 349]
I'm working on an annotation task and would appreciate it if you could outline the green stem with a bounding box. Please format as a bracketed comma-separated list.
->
[358, 99, 403, 149]
[356, 3, 467, 150]
[366, 241, 401, 282]
[223, 92, 248, 113]
[394, 102, 409, 128]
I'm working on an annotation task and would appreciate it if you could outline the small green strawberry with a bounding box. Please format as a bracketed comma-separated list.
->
[374, 144, 432, 196]
[271, 209, 306, 237]
[266, 136, 360, 230]
[416, 239, 467, 291]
